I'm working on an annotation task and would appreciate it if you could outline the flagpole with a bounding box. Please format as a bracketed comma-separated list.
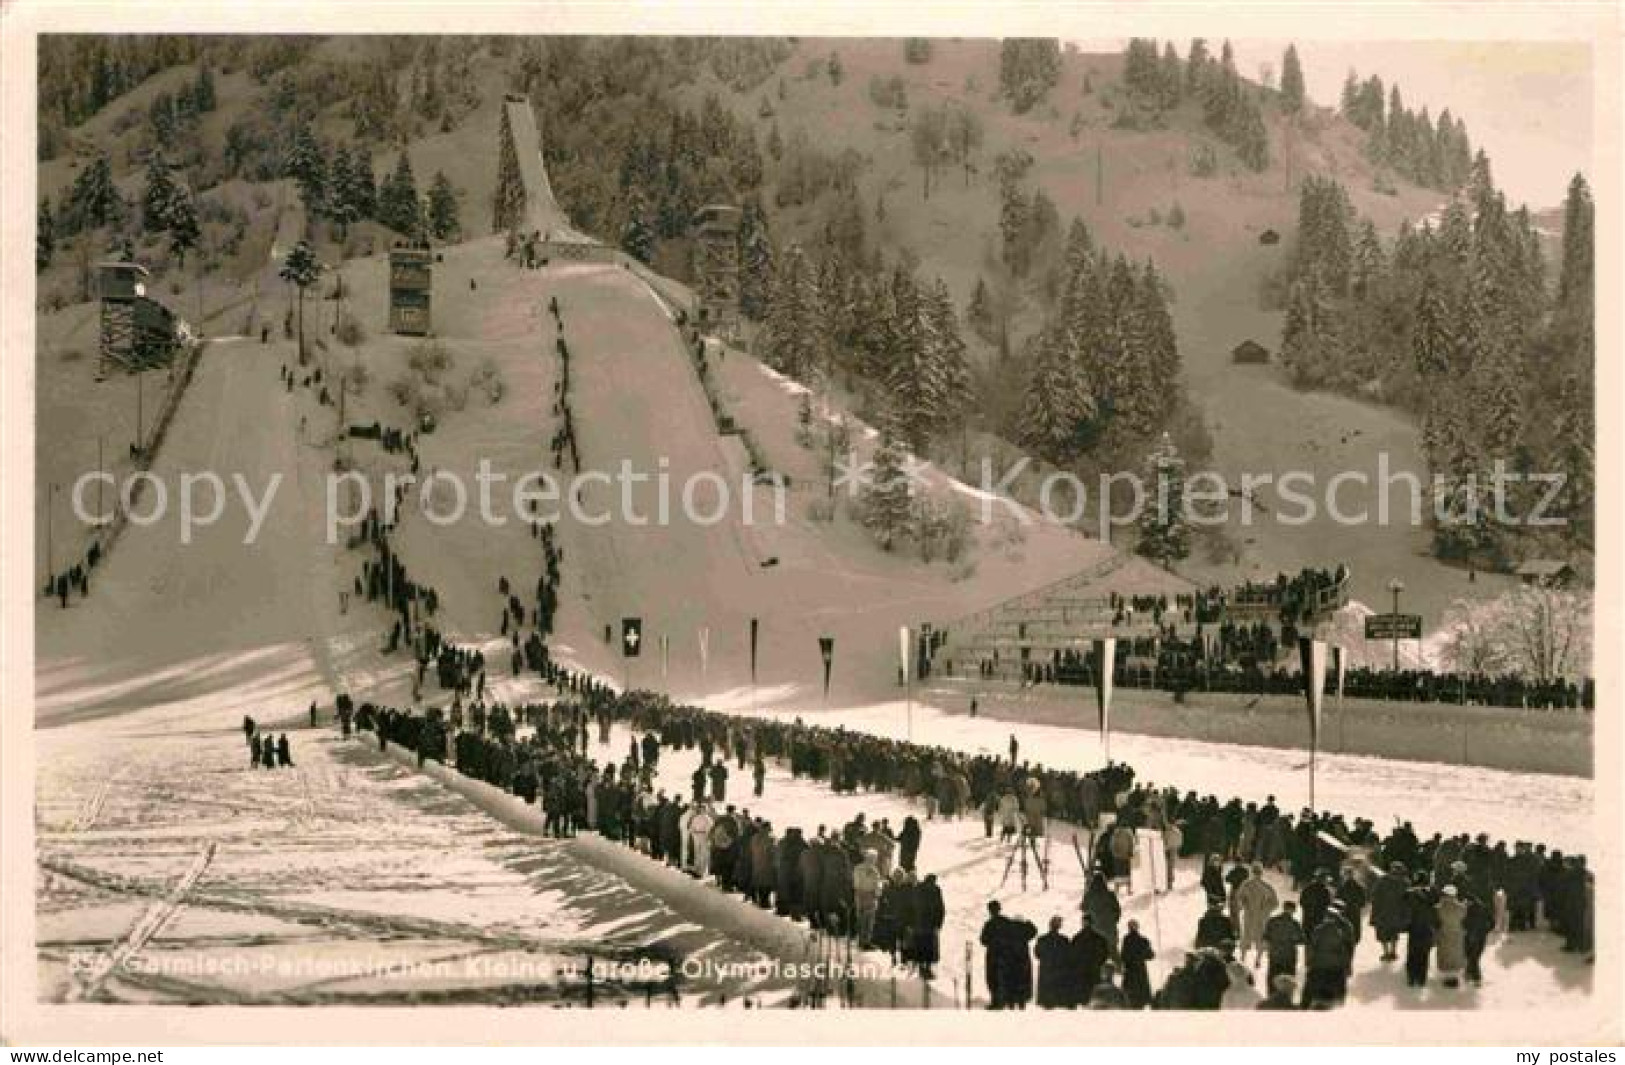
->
[1300, 636, 1326, 814]
[1310, 732, 1317, 812]
[900, 626, 913, 743]
[749, 618, 759, 716]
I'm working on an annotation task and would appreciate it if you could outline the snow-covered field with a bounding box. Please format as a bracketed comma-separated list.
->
[35, 704, 789, 1006]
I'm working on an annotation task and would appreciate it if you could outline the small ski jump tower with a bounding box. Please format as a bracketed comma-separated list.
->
[388, 243, 433, 336]
[691, 204, 742, 336]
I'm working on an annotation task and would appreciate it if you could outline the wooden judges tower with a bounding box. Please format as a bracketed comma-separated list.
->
[691, 205, 742, 335]
[97, 261, 179, 379]
[388, 243, 433, 336]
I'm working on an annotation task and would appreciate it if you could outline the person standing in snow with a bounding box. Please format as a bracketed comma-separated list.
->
[1435, 884, 1468, 988]
[1120, 919, 1155, 1008]
[1234, 863, 1280, 967]
[852, 849, 883, 946]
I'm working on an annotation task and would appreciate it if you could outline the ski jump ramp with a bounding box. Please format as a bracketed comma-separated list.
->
[498, 94, 590, 243]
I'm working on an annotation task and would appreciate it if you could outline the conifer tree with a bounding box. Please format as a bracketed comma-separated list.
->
[739, 200, 774, 320]
[967, 275, 994, 342]
[286, 125, 327, 215]
[37, 198, 55, 271]
[1556, 172, 1593, 346]
[379, 151, 421, 237]
[279, 239, 323, 365]
[66, 155, 121, 234]
[760, 241, 823, 382]
[999, 178, 1031, 276]
[1137, 432, 1191, 567]
[924, 278, 973, 432]
[141, 154, 180, 233]
[166, 185, 200, 267]
[193, 64, 217, 112]
[1020, 324, 1094, 464]
[1280, 44, 1305, 113]
[619, 188, 653, 263]
[426, 171, 460, 242]
[863, 429, 915, 551]
[326, 145, 359, 240]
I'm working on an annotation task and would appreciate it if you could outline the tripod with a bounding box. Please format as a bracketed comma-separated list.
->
[998, 827, 1050, 891]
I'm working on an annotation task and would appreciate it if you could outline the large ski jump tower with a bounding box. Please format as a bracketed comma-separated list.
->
[493, 94, 560, 236]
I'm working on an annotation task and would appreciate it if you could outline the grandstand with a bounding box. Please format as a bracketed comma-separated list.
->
[934, 559, 1352, 684]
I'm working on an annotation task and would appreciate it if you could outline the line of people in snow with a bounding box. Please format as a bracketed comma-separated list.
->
[240, 715, 293, 769]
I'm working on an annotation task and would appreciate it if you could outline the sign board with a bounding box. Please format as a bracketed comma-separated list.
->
[1364, 613, 1423, 640]
[621, 618, 643, 658]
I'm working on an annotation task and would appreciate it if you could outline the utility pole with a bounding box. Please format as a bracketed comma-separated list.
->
[135, 370, 144, 458]
[1388, 577, 1405, 672]
[1095, 144, 1104, 206]
[96, 433, 106, 526]
[45, 482, 56, 584]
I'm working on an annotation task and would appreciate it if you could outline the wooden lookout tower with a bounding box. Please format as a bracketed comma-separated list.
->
[691, 205, 742, 336]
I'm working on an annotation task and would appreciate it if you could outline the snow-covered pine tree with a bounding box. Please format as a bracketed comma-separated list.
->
[166, 185, 199, 266]
[286, 125, 327, 216]
[327, 145, 361, 240]
[141, 153, 180, 233]
[427, 171, 460, 242]
[760, 241, 823, 383]
[739, 199, 774, 320]
[379, 151, 420, 237]
[886, 267, 941, 454]
[862, 429, 914, 551]
[1020, 323, 1094, 465]
[924, 278, 973, 434]
[36, 198, 55, 271]
[1136, 432, 1191, 567]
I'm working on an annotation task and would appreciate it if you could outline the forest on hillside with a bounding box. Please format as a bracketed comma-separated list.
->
[36, 33, 1590, 573]
[1276, 164, 1594, 561]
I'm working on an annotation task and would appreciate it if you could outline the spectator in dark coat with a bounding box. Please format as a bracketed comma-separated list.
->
[899, 816, 923, 872]
[1299, 870, 1334, 932]
[819, 839, 853, 934]
[1189, 948, 1231, 1009]
[1072, 914, 1112, 999]
[1303, 905, 1354, 1006]
[1195, 902, 1236, 950]
[1263, 901, 1307, 984]
[1120, 919, 1155, 1008]
[1034, 916, 1077, 1008]
[1404, 875, 1440, 987]
[912, 873, 945, 978]
[1369, 862, 1411, 961]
